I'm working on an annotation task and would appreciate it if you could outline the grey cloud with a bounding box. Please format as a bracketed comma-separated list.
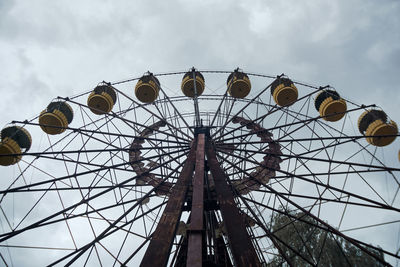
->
[0, 0, 399, 265]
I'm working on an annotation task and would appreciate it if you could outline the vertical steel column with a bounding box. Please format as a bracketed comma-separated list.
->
[206, 142, 261, 267]
[210, 211, 233, 267]
[140, 144, 197, 267]
[192, 68, 201, 127]
[186, 133, 205, 267]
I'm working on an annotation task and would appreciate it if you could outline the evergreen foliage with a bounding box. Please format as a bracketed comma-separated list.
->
[268, 209, 385, 266]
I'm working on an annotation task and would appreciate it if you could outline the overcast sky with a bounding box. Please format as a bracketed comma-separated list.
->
[1, 0, 399, 124]
[0, 0, 399, 265]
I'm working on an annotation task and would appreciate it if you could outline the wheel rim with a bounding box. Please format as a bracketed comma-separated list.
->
[0, 70, 399, 266]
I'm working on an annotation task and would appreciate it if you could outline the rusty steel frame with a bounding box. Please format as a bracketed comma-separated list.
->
[140, 143, 197, 267]
[186, 134, 205, 267]
[2, 70, 398, 266]
[140, 132, 263, 267]
[206, 141, 261, 267]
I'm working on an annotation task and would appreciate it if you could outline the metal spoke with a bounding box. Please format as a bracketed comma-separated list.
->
[1, 70, 398, 266]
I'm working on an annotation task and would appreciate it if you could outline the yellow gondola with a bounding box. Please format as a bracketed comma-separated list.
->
[0, 126, 31, 166]
[271, 77, 298, 106]
[39, 101, 73, 135]
[87, 84, 117, 114]
[227, 69, 251, 98]
[358, 109, 398, 147]
[135, 74, 160, 103]
[314, 90, 347, 121]
[181, 69, 205, 97]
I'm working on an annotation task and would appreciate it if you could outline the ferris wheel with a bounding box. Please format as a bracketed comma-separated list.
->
[0, 68, 399, 266]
